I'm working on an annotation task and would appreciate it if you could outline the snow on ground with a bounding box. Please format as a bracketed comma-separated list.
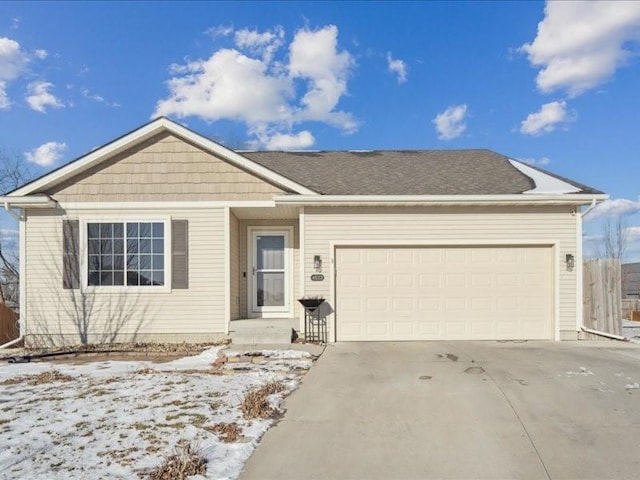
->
[622, 320, 640, 343]
[0, 347, 313, 480]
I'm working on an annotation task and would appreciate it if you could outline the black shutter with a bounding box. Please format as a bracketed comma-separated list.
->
[171, 220, 189, 289]
[62, 220, 80, 289]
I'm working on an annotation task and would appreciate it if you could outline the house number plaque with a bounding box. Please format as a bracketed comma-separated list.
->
[310, 274, 325, 281]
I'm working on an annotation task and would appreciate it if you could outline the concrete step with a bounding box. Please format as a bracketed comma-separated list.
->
[230, 325, 294, 345]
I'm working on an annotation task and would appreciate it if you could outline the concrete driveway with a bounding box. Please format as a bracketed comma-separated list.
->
[240, 341, 640, 480]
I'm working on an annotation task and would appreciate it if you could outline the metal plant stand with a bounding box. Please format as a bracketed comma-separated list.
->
[298, 297, 326, 343]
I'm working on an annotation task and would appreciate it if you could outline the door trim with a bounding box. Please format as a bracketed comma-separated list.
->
[247, 226, 294, 318]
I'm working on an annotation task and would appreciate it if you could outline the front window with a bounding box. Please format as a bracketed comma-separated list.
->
[87, 222, 165, 287]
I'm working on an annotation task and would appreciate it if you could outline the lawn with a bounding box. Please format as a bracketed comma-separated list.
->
[0, 346, 314, 479]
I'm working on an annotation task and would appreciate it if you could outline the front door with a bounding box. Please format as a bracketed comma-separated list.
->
[249, 229, 291, 317]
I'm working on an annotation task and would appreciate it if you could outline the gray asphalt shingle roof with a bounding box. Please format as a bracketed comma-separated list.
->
[243, 149, 602, 195]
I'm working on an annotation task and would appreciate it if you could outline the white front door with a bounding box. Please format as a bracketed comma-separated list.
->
[249, 229, 291, 317]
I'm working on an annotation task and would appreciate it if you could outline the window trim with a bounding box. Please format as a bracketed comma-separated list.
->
[79, 216, 172, 293]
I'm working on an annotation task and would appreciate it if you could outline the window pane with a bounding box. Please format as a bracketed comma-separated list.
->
[89, 255, 101, 270]
[257, 235, 285, 270]
[139, 223, 151, 237]
[101, 255, 113, 269]
[88, 239, 100, 254]
[127, 223, 138, 238]
[88, 223, 100, 238]
[139, 255, 151, 269]
[113, 223, 124, 238]
[113, 271, 124, 286]
[127, 239, 138, 253]
[88, 271, 100, 286]
[152, 223, 164, 237]
[101, 271, 113, 286]
[257, 272, 285, 307]
[100, 223, 112, 238]
[152, 254, 164, 270]
[114, 254, 124, 270]
[140, 239, 151, 253]
[100, 240, 112, 254]
[152, 239, 164, 254]
[113, 239, 124, 254]
[127, 254, 139, 269]
[152, 271, 164, 286]
[127, 271, 139, 286]
[139, 271, 152, 286]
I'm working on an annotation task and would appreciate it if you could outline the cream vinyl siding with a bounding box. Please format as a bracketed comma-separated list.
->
[230, 212, 241, 320]
[303, 206, 578, 340]
[336, 246, 553, 341]
[24, 207, 226, 346]
[238, 219, 299, 319]
[46, 133, 284, 202]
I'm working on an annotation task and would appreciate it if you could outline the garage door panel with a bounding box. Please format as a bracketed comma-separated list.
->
[336, 246, 553, 341]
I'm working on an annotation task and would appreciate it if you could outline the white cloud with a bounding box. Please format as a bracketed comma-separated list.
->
[34, 49, 47, 60]
[154, 24, 357, 149]
[24, 141, 66, 166]
[520, 1, 640, 96]
[386, 52, 407, 84]
[433, 104, 468, 140]
[81, 88, 121, 107]
[519, 100, 571, 136]
[255, 129, 315, 150]
[0, 80, 9, 110]
[234, 26, 284, 62]
[0, 36, 28, 109]
[288, 25, 357, 132]
[26, 81, 64, 112]
[588, 198, 640, 220]
[206, 25, 234, 38]
[627, 226, 640, 242]
[520, 157, 551, 167]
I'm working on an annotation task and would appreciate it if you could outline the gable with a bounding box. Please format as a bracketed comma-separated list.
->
[45, 132, 286, 202]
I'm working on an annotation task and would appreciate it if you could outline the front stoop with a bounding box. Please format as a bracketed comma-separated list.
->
[230, 319, 298, 345]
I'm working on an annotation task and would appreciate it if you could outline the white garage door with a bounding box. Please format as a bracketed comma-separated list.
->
[336, 246, 553, 341]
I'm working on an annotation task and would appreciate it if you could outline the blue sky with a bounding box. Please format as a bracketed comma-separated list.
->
[1, 1, 639, 260]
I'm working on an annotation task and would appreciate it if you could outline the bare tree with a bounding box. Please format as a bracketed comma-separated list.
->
[0, 150, 34, 309]
[601, 216, 628, 261]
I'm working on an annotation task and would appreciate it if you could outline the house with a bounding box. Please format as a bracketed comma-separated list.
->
[622, 263, 640, 299]
[1, 118, 607, 346]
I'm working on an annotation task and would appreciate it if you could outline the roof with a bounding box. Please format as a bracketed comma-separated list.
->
[5, 117, 604, 200]
[244, 149, 604, 196]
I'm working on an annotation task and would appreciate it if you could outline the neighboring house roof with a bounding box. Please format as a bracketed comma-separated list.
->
[4, 117, 604, 201]
[243, 150, 603, 196]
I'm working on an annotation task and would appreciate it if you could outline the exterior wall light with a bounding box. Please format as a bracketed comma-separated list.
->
[566, 254, 575, 271]
[314, 255, 322, 272]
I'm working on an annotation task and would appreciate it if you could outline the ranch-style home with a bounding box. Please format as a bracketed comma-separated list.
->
[1, 117, 606, 347]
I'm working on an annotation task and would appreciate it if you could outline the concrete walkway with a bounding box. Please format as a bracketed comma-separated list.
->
[240, 341, 640, 480]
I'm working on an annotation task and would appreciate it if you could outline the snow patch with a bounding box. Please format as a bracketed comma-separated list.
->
[508, 159, 582, 194]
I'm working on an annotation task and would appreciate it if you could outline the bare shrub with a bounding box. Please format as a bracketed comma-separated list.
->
[207, 422, 242, 443]
[240, 381, 285, 419]
[145, 442, 206, 480]
[1, 369, 74, 386]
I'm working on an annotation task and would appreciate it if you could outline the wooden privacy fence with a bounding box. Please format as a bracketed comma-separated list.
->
[583, 259, 622, 335]
[0, 303, 18, 344]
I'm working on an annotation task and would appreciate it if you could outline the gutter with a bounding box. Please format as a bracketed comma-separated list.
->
[0, 334, 23, 350]
[274, 193, 609, 206]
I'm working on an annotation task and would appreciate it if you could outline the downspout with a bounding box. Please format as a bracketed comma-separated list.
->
[0, 203, 24, 349]
[578, 198, 628, 341]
